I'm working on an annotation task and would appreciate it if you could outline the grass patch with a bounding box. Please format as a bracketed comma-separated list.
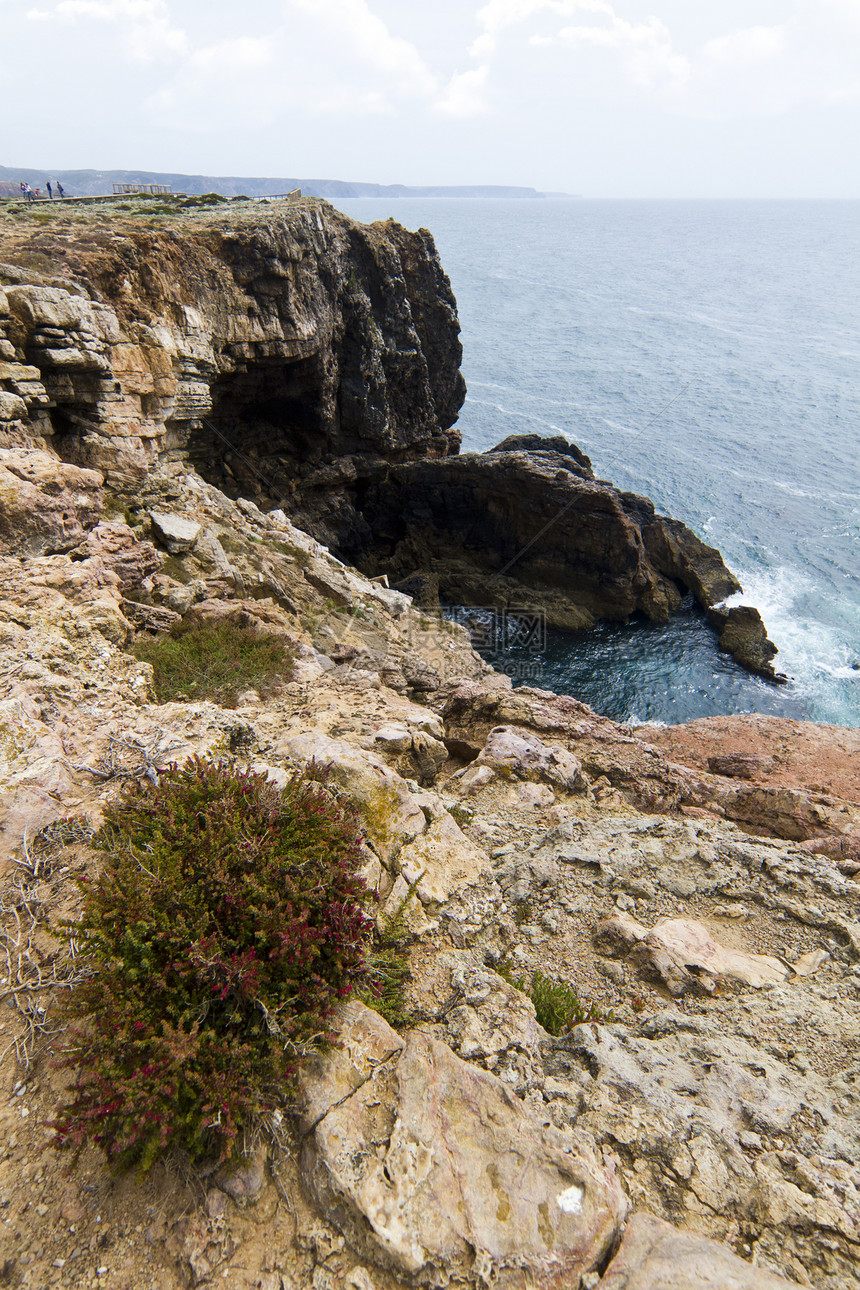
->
[160, 554, 193, 584]
[132, 618, 297, 705]
[217, 531, 243, 555]
[496, 962, 613, 1035]
[271, 540, 310, 568]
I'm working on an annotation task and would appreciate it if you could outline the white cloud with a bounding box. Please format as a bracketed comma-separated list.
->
[291, 0, 437, 97]
[434, 65, 490, 117]
[469, 0, 689, 96]
[695, 2, 860, 115]
[704, 25, 787, 66]
[28, 0, 188, 60]
[554, 13, 690, 93]
[147, 0, 441, 132]
[471, 0, 608, 58]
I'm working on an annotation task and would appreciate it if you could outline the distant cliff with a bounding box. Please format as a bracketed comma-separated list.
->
[0, 165, 552, 200]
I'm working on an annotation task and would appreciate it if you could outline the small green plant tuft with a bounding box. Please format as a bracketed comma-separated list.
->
[51, 758, 373, 1173]
[132, 618, 297, 705]
[358, 882, 419, 1029]
[271, 540, 310, 568]
[448, 803, 474, 829]
[160, 554, 193, 584]
[495, 962, 612, 1035]
[512, 897, 533, 926]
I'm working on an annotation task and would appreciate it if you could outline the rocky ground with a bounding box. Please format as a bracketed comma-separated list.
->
[0, 196, 857, 1289]
[0, 452, 858, 1290]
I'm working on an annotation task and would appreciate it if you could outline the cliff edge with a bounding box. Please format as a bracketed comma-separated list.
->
[0, 195, 779, 678]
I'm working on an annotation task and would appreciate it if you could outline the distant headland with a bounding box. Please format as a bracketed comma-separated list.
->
[0, 164, 576, 201]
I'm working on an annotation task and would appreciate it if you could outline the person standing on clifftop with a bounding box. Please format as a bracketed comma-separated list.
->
[56, 181, 65, 199]
[46, 181, 53, 200]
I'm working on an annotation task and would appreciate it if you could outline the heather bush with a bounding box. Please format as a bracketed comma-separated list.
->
[52, 758, 372, 1173]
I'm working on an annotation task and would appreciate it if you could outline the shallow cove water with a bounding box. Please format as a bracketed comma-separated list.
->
[336, 198, 860, 727]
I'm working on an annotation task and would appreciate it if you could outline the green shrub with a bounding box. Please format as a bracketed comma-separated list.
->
[496, 963, 612, 1034]
[132, 618, 296, 705]
[51, 758, 373, 1172]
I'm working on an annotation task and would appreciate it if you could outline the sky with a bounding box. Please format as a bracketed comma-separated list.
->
[2, 0, 860, 197]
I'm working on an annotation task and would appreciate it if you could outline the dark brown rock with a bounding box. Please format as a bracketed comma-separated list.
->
[708, 604, 786, 682]
[707, 753, 774, 779]
[314, 446, 743, 638]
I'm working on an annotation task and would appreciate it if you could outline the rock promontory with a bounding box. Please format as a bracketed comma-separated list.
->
[0, 195, 780, 677]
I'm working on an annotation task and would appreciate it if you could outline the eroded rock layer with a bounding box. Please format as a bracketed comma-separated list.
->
[0, 201, 464, 486]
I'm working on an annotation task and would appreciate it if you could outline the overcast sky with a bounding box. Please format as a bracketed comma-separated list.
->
[2, 0, 859, 196]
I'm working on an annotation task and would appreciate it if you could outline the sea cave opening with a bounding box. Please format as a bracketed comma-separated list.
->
[184, 356, 332, 509]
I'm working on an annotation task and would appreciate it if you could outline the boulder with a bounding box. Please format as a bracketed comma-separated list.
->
[473, 725, 585, 793]
[297, 1001, 627, 1286]
[0, 448, 103, 556]
[593, 914, 789, 994]
[73, 521, 162, 590]
[149, 511, 201, 554]
[708, 605, 786, 683]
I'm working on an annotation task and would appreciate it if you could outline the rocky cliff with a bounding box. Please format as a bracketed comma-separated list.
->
[0, 198, 464, 486]
[0, 198, 853, 1290]
[0, 196, 780, 677]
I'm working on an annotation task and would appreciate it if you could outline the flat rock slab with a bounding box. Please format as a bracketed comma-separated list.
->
[149, 511, 201, 554]
[597, 1212, 799, 1288]
[594, 912, 789, 994]
[298, 1001, 627, 1287]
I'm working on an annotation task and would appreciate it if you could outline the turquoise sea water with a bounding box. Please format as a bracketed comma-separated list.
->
[336, 199, 860, 728]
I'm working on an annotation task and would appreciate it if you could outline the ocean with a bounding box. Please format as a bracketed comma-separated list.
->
[335, 199, 860, 729]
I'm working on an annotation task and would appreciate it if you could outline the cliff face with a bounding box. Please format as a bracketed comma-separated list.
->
[0, 197, 779, 676]
[0, 200, 464, 490]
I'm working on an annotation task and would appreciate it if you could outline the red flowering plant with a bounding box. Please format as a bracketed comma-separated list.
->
[51, 758, 373, 1173]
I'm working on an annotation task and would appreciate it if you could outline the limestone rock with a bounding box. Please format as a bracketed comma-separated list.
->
[597, 1212, 798, 1288]
[0, 391, 27, 421]
[0, 205, 464, 501]
[297, 1001, 627, 1286]
[593, 913, 789, 993]
[474, 725, 585, 792]
[284, 732, 427, 867]
[397, 809, 491, 910]
[74, 520, 162, 590]
[0, 448, 103, 556]
[150, 511, 201, 554]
